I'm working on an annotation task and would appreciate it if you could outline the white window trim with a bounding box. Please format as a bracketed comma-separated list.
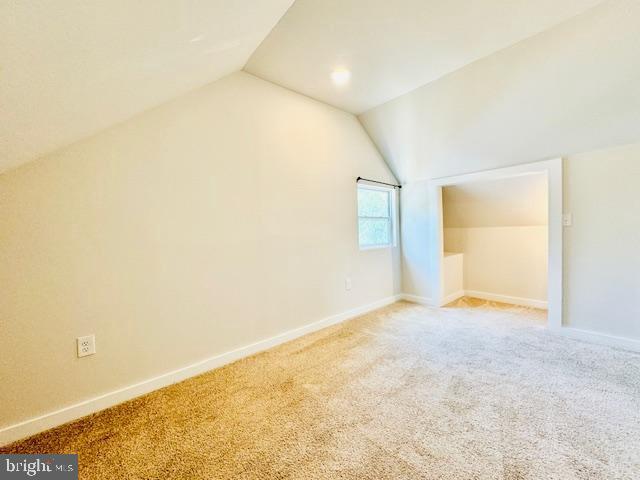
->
[357, 183, 398, 250]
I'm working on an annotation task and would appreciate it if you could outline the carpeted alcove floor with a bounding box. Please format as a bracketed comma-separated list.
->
[3, 299, 640, 479]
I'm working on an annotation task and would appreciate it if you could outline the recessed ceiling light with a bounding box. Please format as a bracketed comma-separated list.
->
[331, 69, 351, 86]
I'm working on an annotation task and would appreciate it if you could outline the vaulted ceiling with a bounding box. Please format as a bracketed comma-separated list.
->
[1, 0, 607, 173]
[360, 0, 640, 182]
[246, 0, 603, 114]
[0, 0, 294, 172]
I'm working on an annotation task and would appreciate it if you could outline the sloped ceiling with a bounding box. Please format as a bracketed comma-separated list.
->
[1, 0, 612, 174]
[0, 0, 294, 173]
[443, 174, 548, 228]
[245, 0, 603, 114]
[359, 0, 640, 182]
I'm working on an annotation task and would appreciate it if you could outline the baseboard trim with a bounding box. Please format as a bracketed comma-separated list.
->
[401, 291, 546, 309]
[554, 326, 640, 353]
[400, 294, 434, 306]
[440, 290, 465, 306]
[0, 295, 402, 447]
[464, 290, 548, 309]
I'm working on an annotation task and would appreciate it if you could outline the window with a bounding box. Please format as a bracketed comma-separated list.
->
[357, 185, 395, 249]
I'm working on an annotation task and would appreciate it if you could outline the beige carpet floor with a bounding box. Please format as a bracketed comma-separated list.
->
[3, 299, 640, 479]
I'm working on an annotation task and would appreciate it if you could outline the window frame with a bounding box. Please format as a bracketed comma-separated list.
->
[357, 183, 397, 250]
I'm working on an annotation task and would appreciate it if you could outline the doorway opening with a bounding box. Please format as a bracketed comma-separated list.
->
[428, 159, 562, 329]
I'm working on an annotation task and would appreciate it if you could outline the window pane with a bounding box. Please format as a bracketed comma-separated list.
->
[357, 188, 389, 218]
[359, 218, 391, 246]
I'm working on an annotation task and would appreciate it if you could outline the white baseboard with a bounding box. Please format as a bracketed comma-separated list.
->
[400, 293, 434, 306]
[401, 291, 546, 309]
[464, 290, 548, 309]
[554, 326, 640, 353]
[440, 290, 465, 306]
[0, 295, 402, 447]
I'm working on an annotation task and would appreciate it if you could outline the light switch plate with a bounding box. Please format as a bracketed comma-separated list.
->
[562, 213, 573, 226]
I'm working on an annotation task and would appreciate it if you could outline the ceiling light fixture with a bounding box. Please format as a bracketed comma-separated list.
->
[330, 69, 351, 86]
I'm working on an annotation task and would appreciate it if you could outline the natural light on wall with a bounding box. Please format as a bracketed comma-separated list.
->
[357, 185, 395, 249]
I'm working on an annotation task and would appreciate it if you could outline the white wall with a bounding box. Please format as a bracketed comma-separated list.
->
[360, 0, 640, 339]
[564, 144, 640, 338]
[444, 227, 548, 303]
[442, 176, 548, 304]
[442, 252, 463, 299]
[0, 71, 400, 430]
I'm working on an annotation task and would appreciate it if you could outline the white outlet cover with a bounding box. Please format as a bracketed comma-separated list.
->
[562, 213, 573, 226]
[77, 335, 96, 358]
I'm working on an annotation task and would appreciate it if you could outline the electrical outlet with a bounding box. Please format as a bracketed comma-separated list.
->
[345, 277, 352, 291]
[562, 213, 573, 227]
[77, 335, 96, 358]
